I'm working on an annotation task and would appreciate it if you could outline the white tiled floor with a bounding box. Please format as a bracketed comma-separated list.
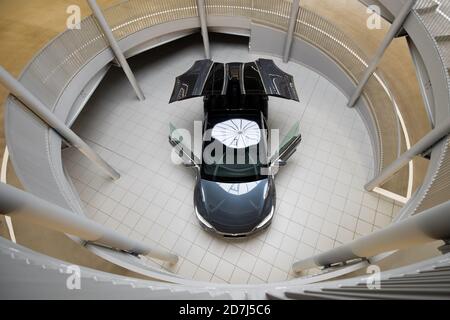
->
[62, 34, 402, 284]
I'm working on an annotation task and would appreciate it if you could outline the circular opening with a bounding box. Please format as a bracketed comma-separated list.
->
[63, 34, 400, 284]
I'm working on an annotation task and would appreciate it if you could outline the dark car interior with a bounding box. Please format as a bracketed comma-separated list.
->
[203, 62, 269, 118]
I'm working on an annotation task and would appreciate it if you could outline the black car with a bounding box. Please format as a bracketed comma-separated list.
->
[169, 59, 301, 237]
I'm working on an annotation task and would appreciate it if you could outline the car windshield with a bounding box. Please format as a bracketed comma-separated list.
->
[201, 146, 267, 183]
[201, 117, 268, 183]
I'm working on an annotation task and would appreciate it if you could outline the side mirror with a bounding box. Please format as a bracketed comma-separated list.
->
[266, 159, 287, 176]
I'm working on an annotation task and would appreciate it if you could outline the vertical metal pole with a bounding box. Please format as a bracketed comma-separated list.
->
[87, 0, 145, 101]
[347, 0, 415, 107]
[365, 118, 450, 191]
[0, 182, 178, 263]
[292, 199, 450, 272]
[1, 147, 16, 243]
[0, 66, 120, 180]
[283, 0, 300, 63]
[196, 0, 211, 59]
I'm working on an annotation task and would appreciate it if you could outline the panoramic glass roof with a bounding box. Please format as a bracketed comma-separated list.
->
[211, 119, 261, 149]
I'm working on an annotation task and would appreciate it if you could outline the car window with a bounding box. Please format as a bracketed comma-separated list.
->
[201, 145, 267, 183]
[202, 63, 225, 95]
[243, 62, 266, 95]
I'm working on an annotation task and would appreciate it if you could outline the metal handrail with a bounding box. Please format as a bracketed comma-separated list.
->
[403, 0, 450, 214]
[103, 0, 199, 40]
[293, 6, 405, 179]
[293, 199, 450, 272]
[414, 0, 450, 93]
[0, 182, 178, 263]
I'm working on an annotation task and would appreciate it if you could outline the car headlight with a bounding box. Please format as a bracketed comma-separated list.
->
[263, 182, 269, 199]
[195, 206, 214, 229]
[256, 205, 275, 229]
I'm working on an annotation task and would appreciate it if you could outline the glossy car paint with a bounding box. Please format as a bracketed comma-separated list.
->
[194, 177, 276, 236]
[169, 59, 299, 237]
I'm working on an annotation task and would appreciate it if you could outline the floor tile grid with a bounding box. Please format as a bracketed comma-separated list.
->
[63, 36, 401, 284]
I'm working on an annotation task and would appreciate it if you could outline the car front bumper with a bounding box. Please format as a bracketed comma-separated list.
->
[195, 206, 274, 238]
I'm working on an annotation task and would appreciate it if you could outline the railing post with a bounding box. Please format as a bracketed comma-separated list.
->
[0, 66, 120, 180]
[283, 0, 300, 63]
[347, 0, 415, 107]
[196, 0, 211, 59]
[0, 182, 178, 263]
[292, 199, 450, 272]
[365, 118, 450, 191]
[1, 147, 16, 243]
[87, 0, 145, 101]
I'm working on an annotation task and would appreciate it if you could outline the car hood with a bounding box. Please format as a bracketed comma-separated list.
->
[197, 179, 271, 234]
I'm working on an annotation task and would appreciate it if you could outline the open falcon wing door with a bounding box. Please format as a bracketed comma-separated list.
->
[169, 59, 215, 103]
[169, 59, 299, 103]
[269, 121, 302, 174]
[255, 59, 299, 101]
[168, 123, 200, 169]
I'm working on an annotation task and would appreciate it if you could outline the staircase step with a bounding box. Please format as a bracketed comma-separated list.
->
[435, 34, 450, 41]
[283, 291, 332, 300]
[358, 279, 450, 286]
[417, 9, 450, 38]
[265, 292, 290, 300]
[287, 290, 368, 300]
[323, 286, 450, 295]
[1, 258, 230, 299]
[305, 289, 448, 300]
[436, 1, 450, 18]
[415, 0, 439, 13]
[435, 38, 450, 67]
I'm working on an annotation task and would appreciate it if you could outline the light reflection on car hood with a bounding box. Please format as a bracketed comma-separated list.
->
[199, 179, 269, 229]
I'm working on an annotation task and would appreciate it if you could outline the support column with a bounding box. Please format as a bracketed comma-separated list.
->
[0, 66, 120, 180]
[347, 0, 415, 107]
[283, 0, 300, 63]
[365, 118, 450, 191]
[293, 199, 450, 272]
[87, 0, 145, 101]
[0, 182, 178, 263]
[1, 147, 16, 243]
[196, 0, 211, 59]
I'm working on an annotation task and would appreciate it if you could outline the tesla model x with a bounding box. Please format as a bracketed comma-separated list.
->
[169, 59, 301, 237]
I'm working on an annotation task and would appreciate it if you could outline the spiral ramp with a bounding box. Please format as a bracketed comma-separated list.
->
[0, 0, 450, 299]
